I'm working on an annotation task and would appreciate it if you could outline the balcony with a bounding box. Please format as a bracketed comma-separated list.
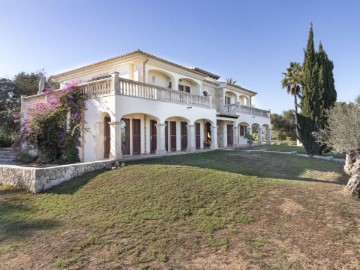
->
[23, 77, 213, 110]
[221, 103, 270, 118]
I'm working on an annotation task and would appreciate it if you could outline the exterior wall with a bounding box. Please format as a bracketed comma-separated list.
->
[82, 95, 217, 162]
[0, 160, 114, 193]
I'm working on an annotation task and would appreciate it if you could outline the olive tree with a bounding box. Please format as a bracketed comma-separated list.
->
[315, 97, 360, 197]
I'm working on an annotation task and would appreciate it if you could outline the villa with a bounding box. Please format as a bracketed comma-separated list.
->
[22, 50, 271, 162]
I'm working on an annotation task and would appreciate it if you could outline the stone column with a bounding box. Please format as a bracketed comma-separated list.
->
[258, 127, 262, 145]
[211, 126, 218, 149]
[248, 127, 252, 135]
[156, 123, 166, 155]
[222, 123, 227, 147]
[233, 126, 239, 147]
[109, 121, 122, 160]
[111, 72, 119, 94]
[200, 123, 204, 149]
[267, 128, 271, 144]
[188, 125, 196, 152]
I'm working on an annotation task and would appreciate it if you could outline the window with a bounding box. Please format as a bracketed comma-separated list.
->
[203, 91, 208, 97]
[168, 82, 172, 89]
[225, 96, 231, 105]
[179, 84, 190, 93]
[240, 126, 247, 136]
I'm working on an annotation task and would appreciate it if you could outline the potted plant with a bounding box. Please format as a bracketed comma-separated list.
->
[244, 133, 254, 146]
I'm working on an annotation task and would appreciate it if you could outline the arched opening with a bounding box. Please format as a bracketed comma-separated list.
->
[239, 95, 250, 106]
[251, 123, 261, 144]
[147, 69, 175, 89]
[262, 124, 271, 144]
[204, 122, 212, 148]
[178, 78, 200, 95]
[194, 119, 214, 149]
[224, 91, 237, 105]
[164, 116, 190, 152]
[120, 113, 160, 155]
[203, 91, 209, 97]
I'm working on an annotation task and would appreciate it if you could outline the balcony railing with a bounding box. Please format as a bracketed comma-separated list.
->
[23, 77, 213, 110]
[116, 78, 212, 109]
[222, 103, 270, 118]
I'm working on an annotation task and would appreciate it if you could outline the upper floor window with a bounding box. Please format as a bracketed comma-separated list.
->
[179, 84, 190, 93]
[225, 96, 231, 105]
[203, 91, 208, 97]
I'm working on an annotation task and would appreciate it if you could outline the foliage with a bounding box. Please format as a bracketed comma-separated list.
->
[314, 98, 360, 196]
[244, 132, 254, 141]
[317, 42, 337, 126]
[314, 98, 360, 156]
[226, 77, 237, 84]
[281, 62, 302, 113]
[0, 72, 60, 147]
[295, 24, 337, 157]
[271, 110, 296, 141]
[21, 82, 85, 164]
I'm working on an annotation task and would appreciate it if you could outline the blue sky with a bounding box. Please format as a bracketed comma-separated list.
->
[1, 0, 360, 114]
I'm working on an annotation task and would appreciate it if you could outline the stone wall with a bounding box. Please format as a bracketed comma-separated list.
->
[0, 160, 114, 193]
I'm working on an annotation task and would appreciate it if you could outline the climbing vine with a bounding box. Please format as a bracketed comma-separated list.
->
[20, 82, 86, 164]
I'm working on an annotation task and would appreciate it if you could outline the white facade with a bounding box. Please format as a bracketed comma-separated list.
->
[23, 50, 271, 162]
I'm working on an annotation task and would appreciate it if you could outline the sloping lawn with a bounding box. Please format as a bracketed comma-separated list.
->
[0, 150, 359, 269]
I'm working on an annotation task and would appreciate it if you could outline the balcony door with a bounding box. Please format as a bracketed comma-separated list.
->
[195, 123, 201, 149]
[104, 116, 111, 158]
[165, 121, 169, 151]
[132, 119, 141, 155]
[150, 120, 157, 154]
[181, 122, 187, 151]
[170, 121, 176, 151]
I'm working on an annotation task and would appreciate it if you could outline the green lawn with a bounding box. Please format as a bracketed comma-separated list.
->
[0, 150, 358, 269]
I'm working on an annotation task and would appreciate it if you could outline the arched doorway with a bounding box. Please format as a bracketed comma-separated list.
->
[204, 122, 212, 148]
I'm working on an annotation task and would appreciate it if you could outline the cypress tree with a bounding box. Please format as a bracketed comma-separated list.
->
[301, 24, 320, 120]
[297, 24, 321, 157]
[317, 42, 337, 126]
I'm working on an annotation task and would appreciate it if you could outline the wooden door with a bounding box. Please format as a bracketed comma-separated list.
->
[165, 121, 168, 151]
[132, 119, 141, 155]
[170, 121, 176, 151]
[195, 123, 200, 149]
[121, 118, 130, 155]
[181, 122, 187, 151]
[227, 125, 233, 146]
[150, 120, 157, 154]
[104, 117, 111, 158]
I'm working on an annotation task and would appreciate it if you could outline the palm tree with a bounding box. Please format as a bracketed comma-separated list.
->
[281, 62, 302, 113]
[226, 77, 237, 85]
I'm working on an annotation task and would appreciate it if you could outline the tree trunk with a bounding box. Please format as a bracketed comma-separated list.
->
[346, 174, 360, 198]
[344, 152, 360, 197]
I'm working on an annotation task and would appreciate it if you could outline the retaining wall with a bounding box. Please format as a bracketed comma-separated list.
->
[0, 160, 114, 193]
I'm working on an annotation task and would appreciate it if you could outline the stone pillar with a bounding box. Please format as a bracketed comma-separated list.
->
[200, 123, 204, 149]
[233, 126, 239, 147]
[156, 123, 166, 155]
[109, 121, 122, 160]
[258, 127, 262, 145]
[111, 72, 119, 94]
[267, 128, 271, 144]
[211, 126, 218, 149]
[188, 125, 196, 152]
[248, 127, 252, 135]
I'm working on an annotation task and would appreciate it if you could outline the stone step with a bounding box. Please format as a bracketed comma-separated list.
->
[0, 154, 17, 159]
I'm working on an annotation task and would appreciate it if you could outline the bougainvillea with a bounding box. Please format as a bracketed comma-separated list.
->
[20, 82, 86, 164]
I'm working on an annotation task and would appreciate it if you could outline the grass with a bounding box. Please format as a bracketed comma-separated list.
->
[0, 149, 358, 269]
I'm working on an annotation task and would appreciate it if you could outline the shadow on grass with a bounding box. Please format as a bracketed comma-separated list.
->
[44, 170, 105, 195]
[0, 200, 61, 241]
[127, 150, 347, 185]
